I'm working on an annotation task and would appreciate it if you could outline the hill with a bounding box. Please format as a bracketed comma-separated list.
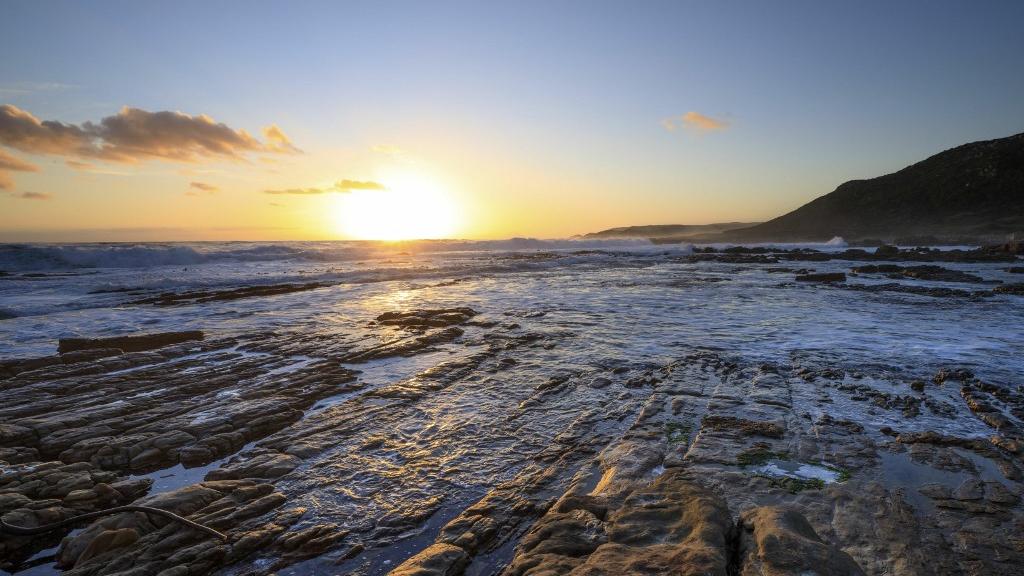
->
[583, 222, 758, 239]
[722, 132, 1024, 243]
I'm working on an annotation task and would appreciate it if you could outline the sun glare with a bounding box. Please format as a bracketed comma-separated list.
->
[334, 171, 458, 240]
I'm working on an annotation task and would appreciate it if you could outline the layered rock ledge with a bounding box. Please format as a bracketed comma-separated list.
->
[2, 304, 1022, 575]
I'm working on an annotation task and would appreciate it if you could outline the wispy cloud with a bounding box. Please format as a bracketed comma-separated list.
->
[336, 179, 386, 191]
[185, 181, 219, 196]
[65, 159, 93, 171]
[0, 148, 40, 190]
[370, 144, 419, 164]
[371, 144, 405, 156]
[262, 125, 301, 154]
[682, 111, 728, 131]
[662, 111, 730, 133]
[263, 179, 386, 195]
[65, 159, 131, 175]
[19, 191, 51, 200]
[0, 82, 74, 96]
[263, 186, 332, 195]
[4, 191, 52, 200]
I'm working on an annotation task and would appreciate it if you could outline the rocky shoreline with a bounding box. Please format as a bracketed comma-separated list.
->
[3, 340, 1023, 574]
[2, 245, 1023, 575]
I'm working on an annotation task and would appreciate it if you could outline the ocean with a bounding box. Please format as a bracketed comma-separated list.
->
[1, 239, 1020, 385]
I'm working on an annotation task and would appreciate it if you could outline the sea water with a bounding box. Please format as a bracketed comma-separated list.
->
[1, 239, 1020, 387]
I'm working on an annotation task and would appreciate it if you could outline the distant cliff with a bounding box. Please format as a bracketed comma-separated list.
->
[723, 132, 1024, 243]
[583, 222, 758, 239]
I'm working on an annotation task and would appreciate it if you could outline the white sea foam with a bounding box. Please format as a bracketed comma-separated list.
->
[0, 240, 1020, 392]
[0, 239, 672, 272]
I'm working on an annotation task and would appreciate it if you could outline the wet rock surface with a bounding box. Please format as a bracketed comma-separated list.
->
[128, 282, 331, 306]
[1, 251, 1023, 575]
[685, 244, 1021, 264]
[0, 461, 152, 565]
[994, 282, 1024, 295]
[3, 345, 1023, 575]
[501, 468, 732, 576]
[56, 330, 205, 354]
[375, 308, 478, 329]
[846, 283, 989, 298]
[795, 272, 846, 283]
[849, 264, 989, 284]
[737, 506, 864, 576]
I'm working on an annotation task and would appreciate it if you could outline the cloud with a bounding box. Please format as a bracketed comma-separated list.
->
[84, 107, 268, 162]
[0, 82, 74, 96]
[185, 181, 219, 196]
[262, 125, 301, 154]
[682, 111, 728, 131]
[662, 111, 730, 133]
[263, 186, 331, 195]
[0, 104, 95, 156]
[370, 145, 419, 165]
[8, 191, 51, 200]
[66, 159, 94, 170]
[336, 179, 386, 191]
[0, 104, 299, 166]
[0, 149, 39, 173]
[0, 148, 39, 190]
[189, 181, 218, 192]
[65, 159, 131, 175]
[263, 179, 386, 195]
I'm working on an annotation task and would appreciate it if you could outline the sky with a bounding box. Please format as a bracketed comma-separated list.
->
[1, 0, 1023, 241]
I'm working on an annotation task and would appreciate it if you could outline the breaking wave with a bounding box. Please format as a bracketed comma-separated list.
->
[0, 239, 672, 272]
[0, 236, 861, 273]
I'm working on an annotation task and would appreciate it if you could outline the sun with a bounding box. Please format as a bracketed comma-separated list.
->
[334, 171, 458, 240]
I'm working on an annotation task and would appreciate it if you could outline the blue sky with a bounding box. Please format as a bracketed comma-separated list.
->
[2, 0, 1023, 239]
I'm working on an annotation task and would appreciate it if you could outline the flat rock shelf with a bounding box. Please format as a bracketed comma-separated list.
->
[1, 242, 1022, 575]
